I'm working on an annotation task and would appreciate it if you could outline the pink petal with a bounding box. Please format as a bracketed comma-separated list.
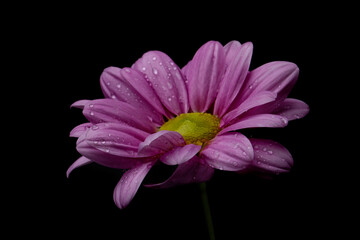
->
[181, 60, 192, 78]
[213, 42, 253, 117]
[219, 114, 288, 134]
[70, 99, 90, 109]
[273, 98, 310, 121]
[66, 156, 92, 178]
[76, 123, 150, 169]
[160, 144, 202, 165]
[113, 161, 154, 209]
[186, 41, 226, 112]
[70, 123, 92, 137]
[85, 122, 148, 156]
[138, 130, 185, 157]
[132, 51, 189, 115]
[249, 139, 293, 174]
[231, 61, 299, 110]
[200, 132, 253, 171]
[145, 156, 214, 189]
[221, 91, 277, 127]
[100, 67, 167, 121]
[82, 99, 159, 133]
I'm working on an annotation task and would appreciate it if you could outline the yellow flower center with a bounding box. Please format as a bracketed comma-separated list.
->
[159, 113, 221, 145]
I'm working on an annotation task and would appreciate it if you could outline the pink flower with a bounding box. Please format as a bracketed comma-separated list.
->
[68, 40, 309, 209]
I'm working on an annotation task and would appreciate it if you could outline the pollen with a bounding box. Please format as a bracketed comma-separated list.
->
[159, 112, 221, 145]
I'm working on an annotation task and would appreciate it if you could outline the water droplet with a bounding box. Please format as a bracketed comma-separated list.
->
[159, 62, 163, 66]
[106, 82, 111, 86]
[141, 67, 146, 71]
[152, 68, 158, 75]
[124, 68, 131, 73]
[90, 111, 94, 116]
[249, 84, 253, 89]
[105, 148, 110, 153]
[116, 84, 121, 89]
[111, 94, 116, 99]
[167, 82, 173, 89]
[92, 125, 99, 130]
[89, 104, 94, 108]
[152, 56, 157, 61]
[169, 61, 174, 66]
[242, 151, 247, 156]
[267, 150, 273, 155]
[167, 97, 172, 102]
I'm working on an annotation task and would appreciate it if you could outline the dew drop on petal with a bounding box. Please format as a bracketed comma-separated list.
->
[153, 68, 158, 75]
[92, 125, 99, 130]
[167, 82, 173, 89]
[267, 150, 273, 155]
[89, 104, 94, 108]
[152, 56, 157, 61]
[90, 111, 94, 116]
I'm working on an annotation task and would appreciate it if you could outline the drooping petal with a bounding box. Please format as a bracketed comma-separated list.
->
[200, 132, 253, 171]
[186, 41, 226, 112]
[82, 99, 159, 133]
[219, 114, 288, 134]
[249, 139, 293, 174]
[70, 123, 92, 137]
[138, 130, 185, 157]
[221, 91, 277, 126]
[214, 41, 253, 117]
[66, 156, 92, 178]
[145, 156, 214, 189]
[76, 123, 150, 169]
[272, 98, 310, 121]
[132, 51, 189, 115]
[160, 144, 201, 165]
[100, 67, 167, 120]
[231, 61, 299, 110]
[113, 161, 154, 209]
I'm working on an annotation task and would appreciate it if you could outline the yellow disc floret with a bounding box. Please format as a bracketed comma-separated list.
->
[159, 113, 221, 145]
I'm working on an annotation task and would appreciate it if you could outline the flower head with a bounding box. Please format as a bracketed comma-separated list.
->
[68, 40, 309, 209]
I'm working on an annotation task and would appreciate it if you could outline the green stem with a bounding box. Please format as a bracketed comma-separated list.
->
[199, 182, 215, 240]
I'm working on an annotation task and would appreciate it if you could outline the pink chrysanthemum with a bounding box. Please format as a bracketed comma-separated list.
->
[68, 40, 309, 209]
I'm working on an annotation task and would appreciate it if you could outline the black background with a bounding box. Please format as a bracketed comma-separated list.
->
[10, 4, 354, 239]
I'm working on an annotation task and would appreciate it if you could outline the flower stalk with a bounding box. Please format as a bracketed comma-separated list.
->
[199, 182, 215, 240]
